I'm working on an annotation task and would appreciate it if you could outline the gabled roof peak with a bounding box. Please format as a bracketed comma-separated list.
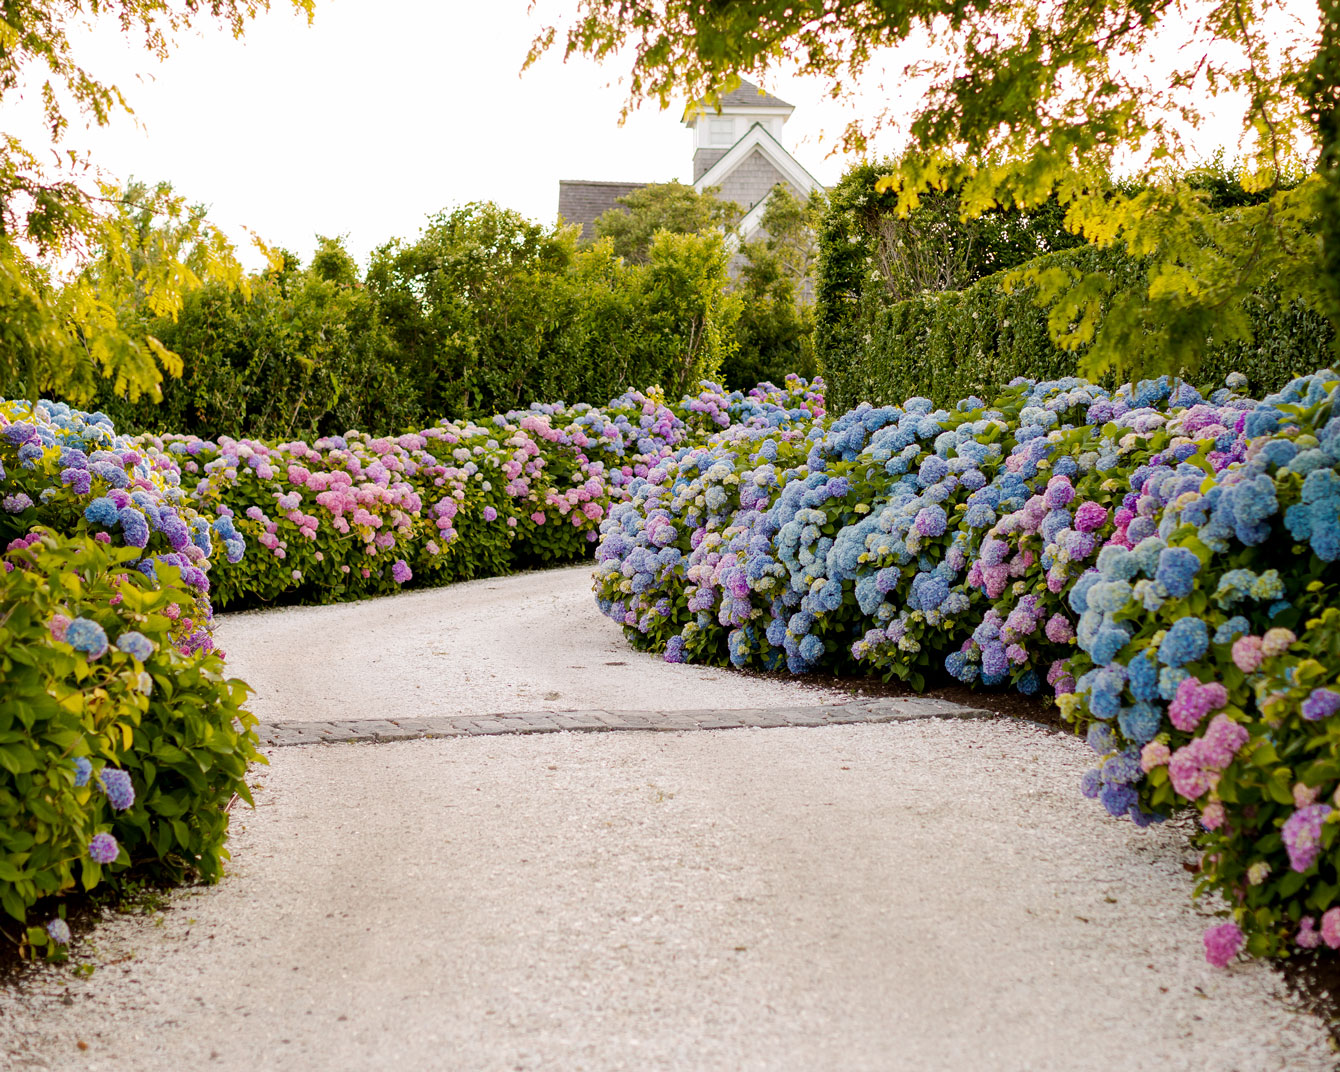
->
[682, 78, 794, 123]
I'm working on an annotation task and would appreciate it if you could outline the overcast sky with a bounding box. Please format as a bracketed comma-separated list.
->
[2, 0, 1310, 272]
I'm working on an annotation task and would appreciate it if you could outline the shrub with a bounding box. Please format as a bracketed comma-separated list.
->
[0, 529, 256, 940]
[818, 242, 1335, 414]
[591, 366, 1340, 964]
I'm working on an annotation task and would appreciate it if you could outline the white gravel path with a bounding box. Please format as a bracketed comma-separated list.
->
[212, 565, 849, 722]
[0, 566, 1333, 1071]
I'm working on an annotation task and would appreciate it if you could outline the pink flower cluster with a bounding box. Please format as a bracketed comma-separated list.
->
[1164, 715, 1249, 799]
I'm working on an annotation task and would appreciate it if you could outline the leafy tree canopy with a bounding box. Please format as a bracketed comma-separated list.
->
[532, 0, 1340, 382]
[0, 0, 314, 403]
[730, 183, 824, 388]
[591, 181, 742, 263]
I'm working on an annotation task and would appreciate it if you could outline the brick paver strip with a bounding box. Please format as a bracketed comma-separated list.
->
[254, 697, 996, 748]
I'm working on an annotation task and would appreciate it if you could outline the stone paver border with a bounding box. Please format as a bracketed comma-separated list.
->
[254, 696, 995, 747]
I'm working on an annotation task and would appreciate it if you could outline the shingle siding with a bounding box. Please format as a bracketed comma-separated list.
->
[715, 150, 795, 212]
[557, 180, 649, 241]
[693, 148, 728, 182]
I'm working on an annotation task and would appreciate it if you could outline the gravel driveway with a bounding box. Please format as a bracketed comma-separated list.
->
[0, 566, 1331, 1071]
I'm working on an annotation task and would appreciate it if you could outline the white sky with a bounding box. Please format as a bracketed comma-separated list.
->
[0, 0, 1313, 272]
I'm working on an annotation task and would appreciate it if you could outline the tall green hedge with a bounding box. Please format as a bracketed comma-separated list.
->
[816, 160, 1336, 411]
[820, 242, 1336, 412]
[86, 206, 739, 440]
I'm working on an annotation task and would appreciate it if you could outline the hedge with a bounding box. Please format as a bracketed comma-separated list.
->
[592, 367, 1340, 964]
[0, 377, 825, 947]
[818, 243, 1336, 414]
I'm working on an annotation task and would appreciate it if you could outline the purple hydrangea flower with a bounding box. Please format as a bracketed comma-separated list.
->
[1282, 804, 1331, 872]
[99, 769, 135, 812]
[118, 507, 149, 548]
[72, 757, 92, 787]
[483, 506, 498, 521]
[46, 919, 71, 945]
[1302, 688, 1340, 722]
[391, 559, 412, 584]
[87, 833, 119, 864]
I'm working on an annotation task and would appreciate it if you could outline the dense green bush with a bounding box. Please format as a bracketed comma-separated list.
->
[820, 243, 1336, 413]
[0, 530, 256, 940]
[816, 160, 1334, 413]
[88, 238, 415, 442]
[79, 205, 741, 441]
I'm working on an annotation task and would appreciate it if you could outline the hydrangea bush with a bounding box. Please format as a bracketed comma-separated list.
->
[0, 529, 256, 950]
[594, 367, 1340, 965]
[0, 378, 822, 945]
[127, 378, 824, 609]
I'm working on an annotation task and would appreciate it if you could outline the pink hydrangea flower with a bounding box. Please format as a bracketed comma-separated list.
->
[1231, 635, 1263, 672]
[1295, 783, 1321, 809]
[1203, 921, 1244, 967]
[1261, 628, 1296, 658]
[1073, 501, 1108, 533]
[1140, 741, 1171, 771]
[1168, 677, 1228, 732]
[1297, 917, 1322, 949]
[1322, 908, 1340, 949]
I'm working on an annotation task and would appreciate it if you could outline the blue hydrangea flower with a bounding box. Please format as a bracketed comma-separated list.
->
[83, 497, 119, 527]
[72, 757, 92, 788]
[65, 618, 108, 659]
[1158, 617, 1209, 667]
[1117, 702, 1162, 745]
[115, 631, 155, 662]
[1154, 547, 1200, 598]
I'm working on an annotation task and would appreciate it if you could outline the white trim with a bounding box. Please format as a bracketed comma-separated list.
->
[736, 197, 772, 243]
[693, 123, 824, 200]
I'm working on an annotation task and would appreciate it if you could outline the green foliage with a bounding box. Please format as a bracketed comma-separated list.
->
[591, 181, 742, 263]
[365, 203, 737, 421]
[820, 241, 1335, 413]
[70, 205, 742, 439]
[532, 0, 1340, 385]
[0, 1, 312, 404]
[1, 181, 250, 407]
[729, 184, 822, 389]
[0, 531, 258, 929]
[89, 237, 414, 441]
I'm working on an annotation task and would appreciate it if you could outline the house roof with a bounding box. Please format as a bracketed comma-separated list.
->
[557, 180, 649, 241]
[682, 78, 794, 123]
[694, 122, 823, 199]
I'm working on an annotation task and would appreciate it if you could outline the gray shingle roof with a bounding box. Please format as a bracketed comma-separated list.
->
[712, 78, 792, 110]
[557, 180, 649, 241]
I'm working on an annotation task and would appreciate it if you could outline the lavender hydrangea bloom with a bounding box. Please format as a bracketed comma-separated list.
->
[118, 507, 149, 548]
[115, 631, 155, 662]
[46, 919, 71, 945]
[391, 559, 412, 584]
[1302, 689, 1340, 722]
[99, 769, 135, 811]
[87, 833, 119, 864]
[1282, 804, 1331, 872]
[72, 757, 92, 787]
